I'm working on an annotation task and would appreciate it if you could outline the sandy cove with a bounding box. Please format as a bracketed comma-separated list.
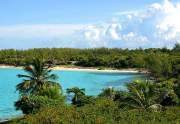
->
[0, 65, 147, 73]
[52, 66, 144, 73]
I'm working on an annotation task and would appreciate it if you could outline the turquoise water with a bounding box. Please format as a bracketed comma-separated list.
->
[0, 68, 144, 119]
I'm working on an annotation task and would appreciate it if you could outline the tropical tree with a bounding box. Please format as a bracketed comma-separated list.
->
[144, 54, 162, 79]
[67, 87, 92, 106]
[16, 58, 60, 95]
[15, 94, 63, 114]
[157, 79, 179, 106]
[120, 80, 162, 111]
[98, 87, 117, 100]
[15, 58, 64, 114]
[172, 43, 180, 52]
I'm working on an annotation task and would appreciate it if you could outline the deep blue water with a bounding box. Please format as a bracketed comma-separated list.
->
[0, 68, 144, 119]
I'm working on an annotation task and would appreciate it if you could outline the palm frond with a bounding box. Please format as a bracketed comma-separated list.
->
[16, 58, 59, 95]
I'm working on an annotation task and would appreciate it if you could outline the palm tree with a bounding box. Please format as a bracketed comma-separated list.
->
[98, 87, 116, 100]
[16, 58, 60, 95]
[66, 87, 86, 106]
[121, 80, 162, 111]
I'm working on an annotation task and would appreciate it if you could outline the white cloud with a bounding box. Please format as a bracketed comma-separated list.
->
[149, 3, 162, 10]
[155, 0, 180, 41]
[0, 24, 87, 49]
[84, 25, 102, 41]
[81, 0, 180, 48]
[105, 23, 122, 40]
[121, 32, 148, 43]
[0, 24, 86, 38]
[80, 23, 149, 48]
[0, 0, 179, 49]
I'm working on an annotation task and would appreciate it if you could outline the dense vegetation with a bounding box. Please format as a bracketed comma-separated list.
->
[0, 43, 179, 69]
[15, 59, 65, 114]
[1, 43, 180, 124]
[11, 102, 180, 124]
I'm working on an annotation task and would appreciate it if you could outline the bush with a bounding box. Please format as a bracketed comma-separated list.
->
[14, 99, 180, 124]
[37, 84, 64, 100]
[15, 95, 64, 114]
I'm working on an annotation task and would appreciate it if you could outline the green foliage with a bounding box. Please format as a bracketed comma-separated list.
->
[10, 79, 180, 123]
[98, 88, 117, 100]
[15, 58, 64, 115]
[13, 100, 180, 124]
[0, 46, 177, 68]
[37, 84, 63, 100]
[172, 56, 180, 79]
[15, 95, 64, 114]
[0, 46, 179, 85]
[118, 80, 162, 110]
[144, 53, 174, 79]
[158, 79, 180, 106]
[172, 43, 180, 52]
[16, 58, 59, 95]
[15, 84, 65, 114]
[67, 87, 93, 106]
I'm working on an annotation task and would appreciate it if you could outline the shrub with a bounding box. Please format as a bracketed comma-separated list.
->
[15, 95, 64, 114]
[15, 99, 180, 124]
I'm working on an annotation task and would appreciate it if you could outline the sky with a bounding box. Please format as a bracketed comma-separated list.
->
[0, 0, 180, 49]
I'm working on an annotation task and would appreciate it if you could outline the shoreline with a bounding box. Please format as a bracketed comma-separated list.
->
[0, 65, 147, 73]
[0, 65, 147, 122]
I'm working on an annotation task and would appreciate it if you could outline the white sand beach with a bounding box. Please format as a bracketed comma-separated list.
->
[52, 66, 143, 73]
[0, 65, 146, 73]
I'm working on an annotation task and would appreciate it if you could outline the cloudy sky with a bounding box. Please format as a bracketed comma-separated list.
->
[0, 0, 180, 49]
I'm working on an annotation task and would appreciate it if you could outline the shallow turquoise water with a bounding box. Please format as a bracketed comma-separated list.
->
[0, 68, 144, 119]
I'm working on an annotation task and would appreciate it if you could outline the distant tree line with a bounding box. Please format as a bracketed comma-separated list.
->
[0, 43, 179, 80]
